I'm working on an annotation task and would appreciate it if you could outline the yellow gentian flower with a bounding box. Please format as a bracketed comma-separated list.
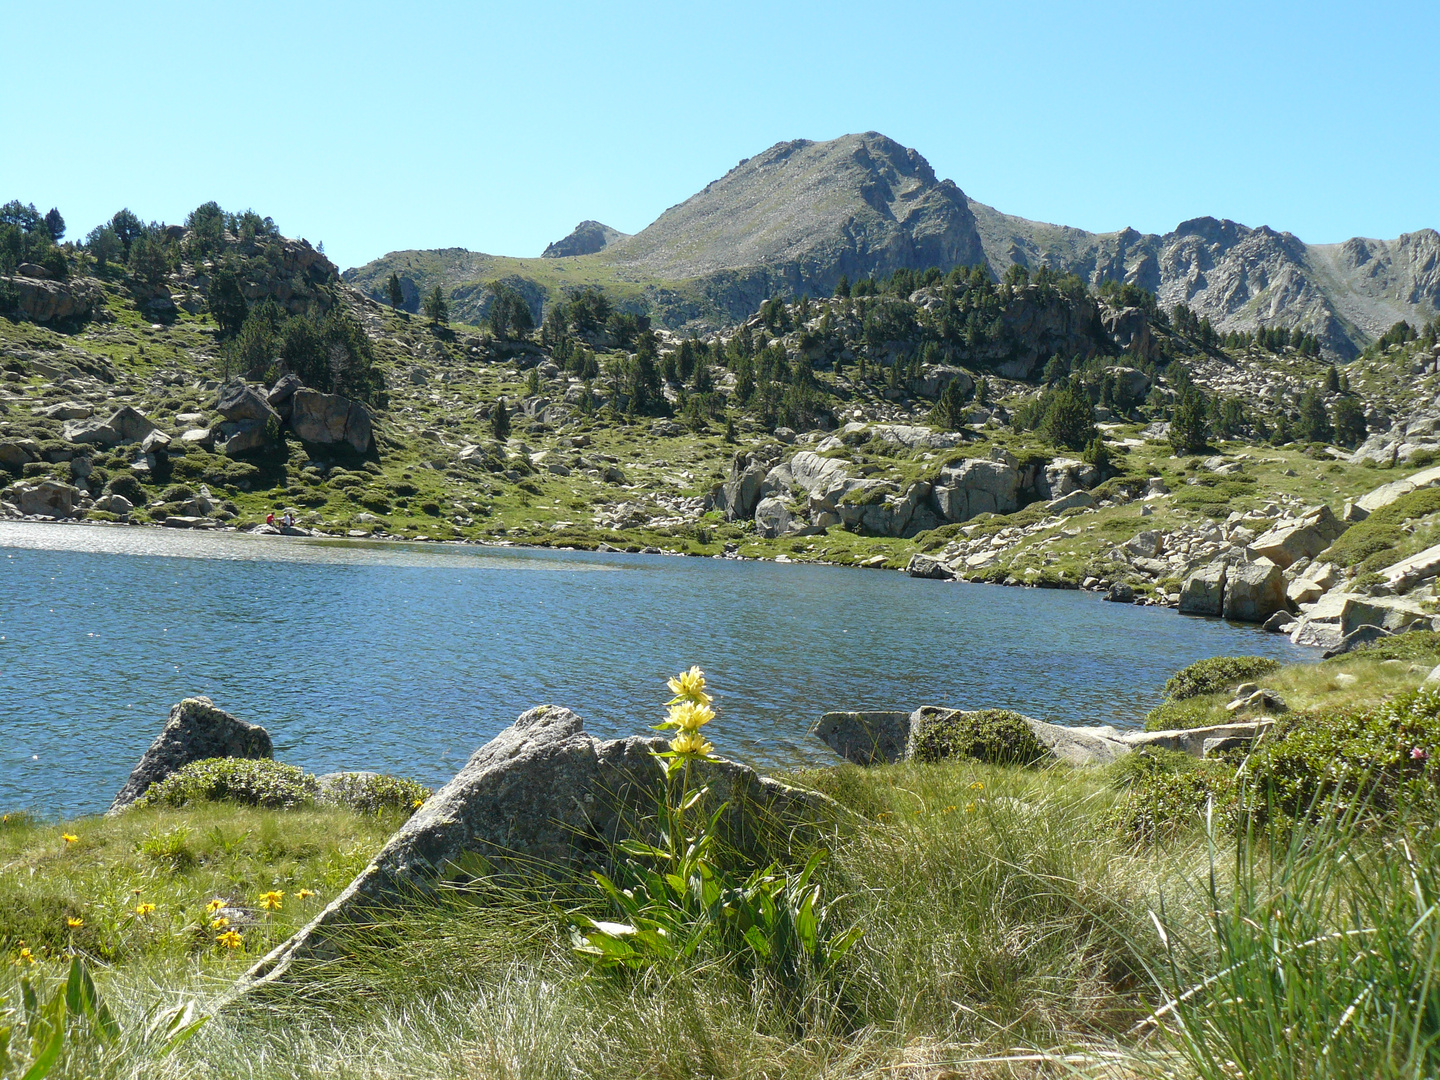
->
[664, 700, 714, 732]
[666, 666, 712, 706]
[669, 730, 714, 757]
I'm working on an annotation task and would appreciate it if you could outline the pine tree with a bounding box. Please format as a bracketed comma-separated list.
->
[1169, 387, 1210, 455]
[386, 272, 403, 311]
[207, 263, 249, 339]
[1041, 385, 1095, 450]
[1325, 364, 1340, 393]
[929, 378, 967, 431]
[834, 274, 850, 298]
[491, 398, 511, 441]
[423, 286, 448, 327]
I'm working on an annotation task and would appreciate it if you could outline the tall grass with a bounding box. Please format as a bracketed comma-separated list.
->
[1143, 801, 1440, 1079]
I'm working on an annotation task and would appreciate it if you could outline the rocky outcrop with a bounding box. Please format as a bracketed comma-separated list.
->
[931, 451, 1020, 520]
[541, 221, 629, 259]
[1179, 562, 1227, 617]
[1247, 505, 1347, 569]
[108, 697, 273, 813]
[63, 405, 158, 447]
[2, 479, 78, 517]
[228, 705, 826, 997]
[289, 389, 374, 453]
[0, 274, 102, 324]
[1222, 559, 1287, 623]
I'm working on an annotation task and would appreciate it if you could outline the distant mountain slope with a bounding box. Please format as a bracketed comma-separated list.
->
[343, 132, 1438, 355]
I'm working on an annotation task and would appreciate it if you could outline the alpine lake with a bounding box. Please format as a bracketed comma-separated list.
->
[0, 521, 1311, 816]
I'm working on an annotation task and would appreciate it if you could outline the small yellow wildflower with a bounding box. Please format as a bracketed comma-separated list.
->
[17, 947, 35, 965]
[211, 916, 229, 929]
[61, 833, 78, 844]
[877, 811, 892, 820]
[945, 805, 957, 812]
[259, 890, 284, 911]
[66, 917, 83, 929]
[216, 929, 243, 949]
[965, 803, 976, 813]
[969, 781, 984, 791]
[412, 798, 424, 809]
[206, 898, 225, 913]
[296, 889, 315, 900]
[666, 665, 712, 706]
[135, 902, 156, 916]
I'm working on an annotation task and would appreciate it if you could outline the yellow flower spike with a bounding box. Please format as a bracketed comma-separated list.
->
[664, 700, 714, 733]
[296, 889, 315, 900]
[135, 902, 155, 917]
[61, 833, 78, 844]
[206, 898, 225, 913]
[668, 730, 713, 758]
[259, 890, 284, 911]
[666, 666, 712, 706]
[66, 917, 83, 929]
[211, 916, 229, 929]
[216, 929, 244, 949]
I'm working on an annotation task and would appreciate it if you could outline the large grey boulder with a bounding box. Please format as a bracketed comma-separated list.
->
[108, 697, 273, 813]
[906, 552, 955, 580]
[1179, 561, 1227, 616]
[63, 406, 157, 447]
[931, 453, 1020, 522]
[290, 389, 374, 453]
[217, 380, 282, 425]
[228, 706, 826, 998]
[0, 439, 40, 469]
[810, 711, 912, 764]
[1353, 463, 1440, 516]
[1222, 559, 1286, 623]
[904, 706, 1130, 767]
[1247, 505, 1347, 569]
[3, 479, 78, 517]
[753, 496, 794, 538]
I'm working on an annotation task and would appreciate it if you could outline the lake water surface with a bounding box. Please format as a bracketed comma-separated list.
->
[0, 522, 1311, 816]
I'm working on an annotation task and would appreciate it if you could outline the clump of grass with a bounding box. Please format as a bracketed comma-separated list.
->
[1163, 656, 1281, 701]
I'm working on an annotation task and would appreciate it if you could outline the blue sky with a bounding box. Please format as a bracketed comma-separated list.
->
[5, 1, 1436, 271]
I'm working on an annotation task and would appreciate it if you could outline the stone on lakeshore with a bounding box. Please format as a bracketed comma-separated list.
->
[3, 479, 78, 517]
[229, 706, 826, 997]
[810, 711, 912, 765]
[1222, 559, 1286, 623]
[1178, 561, 1227, 616]
[109, 697, 273, 813]
[1119, 720, 1272, 759]
[905, 553, 955, 580]
[906, 706, 1130, 767]
[1104, 582, 1135, 603]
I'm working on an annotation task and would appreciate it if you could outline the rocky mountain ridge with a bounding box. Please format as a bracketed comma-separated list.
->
[347, 133, 1437, 357]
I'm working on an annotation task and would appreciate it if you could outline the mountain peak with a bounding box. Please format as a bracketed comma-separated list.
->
[541, 220, 628, 259]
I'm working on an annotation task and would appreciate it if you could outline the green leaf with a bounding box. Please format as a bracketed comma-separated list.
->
[19, 1018, 62, 1080]
[743, 926, 772, 958]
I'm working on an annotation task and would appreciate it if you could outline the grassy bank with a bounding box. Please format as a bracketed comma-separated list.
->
[5, 662, 1440, 1078]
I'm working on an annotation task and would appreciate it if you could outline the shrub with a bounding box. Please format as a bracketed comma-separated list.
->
[1163, 656, 1281, 701]
[105, 474, 145, 504]
[138, 757, 319, 809]
[910, 707, 1048, 766]
[1103, 745, 1198, 789]
[1106, 764, 1236, 844]
[1327, 630, 1440, 665]
[319, 772, 432, 814]
[1248, 689, 1440, 824]
[1320, 522, 1402, 568]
